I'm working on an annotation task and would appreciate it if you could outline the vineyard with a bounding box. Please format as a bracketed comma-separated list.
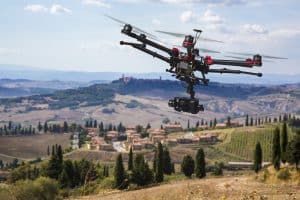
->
[216, 125, 294, 162]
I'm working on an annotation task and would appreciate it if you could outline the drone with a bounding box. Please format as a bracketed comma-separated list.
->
[106, 15, 287, 114]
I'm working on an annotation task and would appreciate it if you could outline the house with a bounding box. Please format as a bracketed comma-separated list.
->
[152, 135, 166, 143]
[87, 136, 105, 150]
[199, 134, 218, 143]
[177, 137, 193, 144]
[129, 143, 143, 151]
[164, 124, 183, 133]
[99, 143, 114, 151]
[216, 123, 227, 129]
[166, 139, 177, 146]
[149, 129, 166, 142]
[72, 132, 79, 150]
[106, 131, 118, 141]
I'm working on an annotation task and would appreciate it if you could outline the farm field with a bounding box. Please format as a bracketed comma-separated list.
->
[0, 133, 71, 161]
[75, 173, 300, 200]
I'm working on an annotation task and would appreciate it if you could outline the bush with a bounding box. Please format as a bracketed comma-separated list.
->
[11, 177, 60, 200]
[277, 168, 291, 180]
[181, 155, 195, 178]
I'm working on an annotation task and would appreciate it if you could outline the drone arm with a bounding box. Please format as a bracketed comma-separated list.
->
[204, 56, 262, 68]
[120, 41, 171, 64]
[208, 68, 262, 77]
[122, 28, 173, 55]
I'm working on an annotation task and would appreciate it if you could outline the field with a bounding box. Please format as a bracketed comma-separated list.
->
[0, 133, 71, 162]
[75, 173, 300, 200]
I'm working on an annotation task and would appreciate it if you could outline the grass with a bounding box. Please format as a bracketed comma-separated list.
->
[0, 133, 71, 160]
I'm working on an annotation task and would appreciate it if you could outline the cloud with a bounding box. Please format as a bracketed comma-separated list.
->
[24, 4, 48, 13]
[24, 4, 72, 15]
[180, 9, 224, 24]
[148, 0, 246, 6]
[50, 4, 72, 15]
[82, 0, 111, 8]
[269, 29, 300, 39]
[152, 19, 162, 25]
[202, 9, 224, 24]
[242, 24, 268, 34]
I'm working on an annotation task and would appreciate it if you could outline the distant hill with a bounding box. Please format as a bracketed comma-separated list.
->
[1, 64, 300, 84]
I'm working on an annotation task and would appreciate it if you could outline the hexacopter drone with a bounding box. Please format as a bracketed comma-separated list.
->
[107, 15, 287, 114]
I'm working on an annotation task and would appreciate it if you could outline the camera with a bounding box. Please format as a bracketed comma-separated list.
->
[168, 97, 204, 114]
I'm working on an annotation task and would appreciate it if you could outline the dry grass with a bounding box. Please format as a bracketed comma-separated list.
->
[0, 133, 71, 160]
[75, 175, 300, 200]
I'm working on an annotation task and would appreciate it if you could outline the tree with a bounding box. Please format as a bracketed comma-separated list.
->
[286, 133, 300, 169]
[46, 145, 63, 179]
[272, 127, 281, 170]
[44, 121, 48, 133]
[212, 162, 223, 176]
[187, 120, 190, 129]
[155, 142, 164, 182]
[253, 142, 262, 173]
[63, 121, 68, 133]
[59, 160, 74, 188]
[181, 155, 194, 177]
[163, 148, 172, 175]
[132, 154, 154, 186]
[114, 154, 126, 189]
[245, 115, 249, 126]
[281, 122, 288, 163]
[38, 122, 42, 132]
[213, 118, 217, 127]
[226, 116, 231, 127]
[146, 123, 151, 129]
[128, 146, 133, 171]
[195, 148, 206, 178]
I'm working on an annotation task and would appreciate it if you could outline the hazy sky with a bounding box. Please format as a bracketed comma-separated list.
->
[0, 0, 299, 74]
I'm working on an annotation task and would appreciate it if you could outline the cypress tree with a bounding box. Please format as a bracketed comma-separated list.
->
[213, 118, 217, 127]
[44, 121, 48, 133]
[63, 121, 68, 133]
[195, 148, 206, 178]
[153, 150, 157, 171]
[286, 133, 300, 169]
[114, 154, 126, 189]
[181, 155, 195, 178]
[272, 127, 281, 170]
[128, 147, 133, 171]
[281, 122, 288, 163]
[163, 148, 172, 175]
[245, 115, 249, 126]
[38, 121, 42, 132]
[226, 116, 231, 127]
[253, 142, 262, 173]
[155, 142, 164, 182]
[187, 120, 190, 129]
[47, 145, 50, 156]
[132, 154, 154, 186]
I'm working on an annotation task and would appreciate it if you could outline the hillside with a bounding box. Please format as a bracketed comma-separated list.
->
[0, 79, 299, 127]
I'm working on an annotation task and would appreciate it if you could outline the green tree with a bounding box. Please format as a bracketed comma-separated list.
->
[128, 146, 133, 171]
[253, 142, 262, 173]
[155, 142, 164, 182]
[226, 116, 231, 127]
[245, 114, 249, 126]
[212, 162, 223, 176]
[63, 121, 69, 133]
[163, 148, 172, 175]
[114, 154, 126, 189]
[281, 122, 288, 163]
[195, 148, 206, 178]
[38, 121, 42, 132]
[286, 133, 300, 169]
[44, 121, 48, 133]
[132, 154, 154, 186]
[12, 177, 59, 200]
[272, 127, 281, 170]
[181, 155, 195, 178]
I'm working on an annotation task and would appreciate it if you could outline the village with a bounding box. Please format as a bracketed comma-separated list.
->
[72, 120, 241, 153]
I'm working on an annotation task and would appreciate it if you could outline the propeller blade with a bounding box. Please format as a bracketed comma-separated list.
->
[227, 51, 288, 60]
[156, 30, 224, 43]
[105, 14, 158, 40]
[198, 48, 220, 54]
[155, 30, 186, 37]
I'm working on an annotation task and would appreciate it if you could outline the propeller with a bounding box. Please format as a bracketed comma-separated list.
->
[224, 55, 274, 62]
[227, 51, 288, 60]
[105, 14, 158, 40]
[156, 30, 224, 43]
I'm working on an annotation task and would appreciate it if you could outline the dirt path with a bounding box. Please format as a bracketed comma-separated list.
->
[75, 176, 299, 200]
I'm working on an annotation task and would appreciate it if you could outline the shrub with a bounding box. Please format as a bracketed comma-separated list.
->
[11, 177, 60, 200]
[277, 168, 290, 180]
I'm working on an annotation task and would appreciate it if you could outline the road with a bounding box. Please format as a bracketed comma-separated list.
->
[113, 141, 127, 152]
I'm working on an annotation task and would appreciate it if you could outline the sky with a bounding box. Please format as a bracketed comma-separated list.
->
[0, 0, 299, 75]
